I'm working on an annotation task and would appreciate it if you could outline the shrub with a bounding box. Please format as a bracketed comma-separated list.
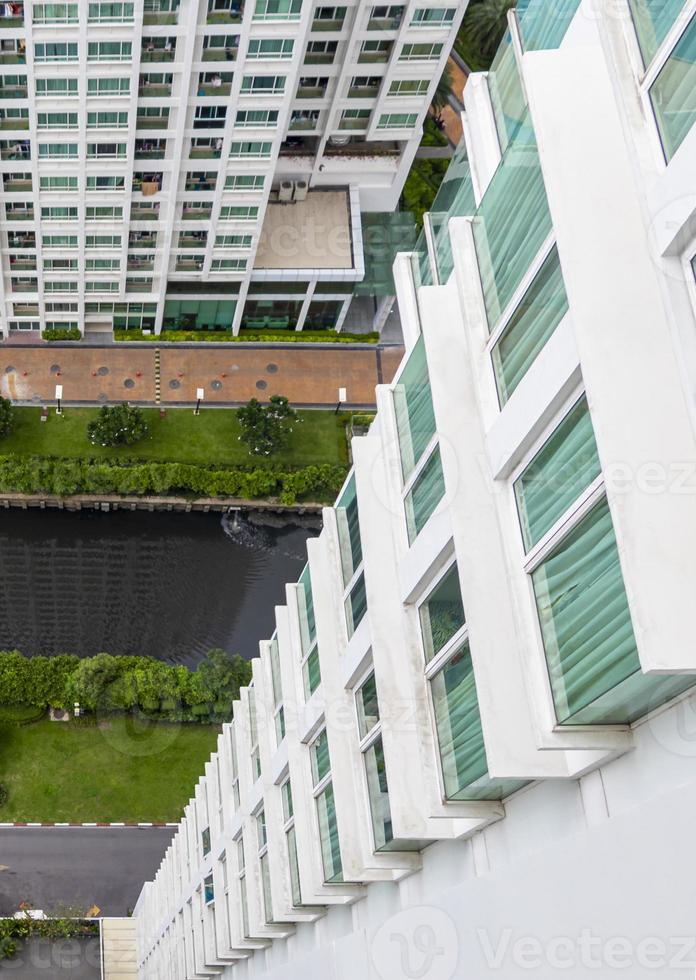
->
[113, 329, 380, 344]
[237, 395, 297, 456]
[41, 327, 81, 342]
[87, 403, 149, 447]
[0, 397, 15, 439]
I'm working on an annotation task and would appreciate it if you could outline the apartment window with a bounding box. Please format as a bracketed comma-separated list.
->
[399, 42, 443, 60]
[229, 727, 240, 810]
[85, 281, 120, 292]
[88, 41, 132, 61]
[201, 826, 211, 857]
[313, 4, 346, 25]
[88, 2, 135, 21]
[404, 447, 445, 544]
[236, 837, 250, 938]
[359, 39, 392, 61]
[628, 0, 687, 66]
[211, 258, 246, 271]
[336, 474, 367, 637]
[45, 322, 78, 332]
[368, 3, 403, 27]
[393, 335, 436, 480]
[86, 258, 120, 271]
[253, 0, 301, 20]
[310, 731, 343, 883]
[87, 77, 130, 97]
[410, 6, 455, 25]
[38, 143, 78, 159]
[36, 78, 77, 99]
[647, 12, 696, 161]
[5, 202, 33, 219]
[256, 809, 274, 923]
[45, 303, 78, 313]
[41, 206, 78, 220]
[8, 322, 41, 332]
[87, 111, 129, 128]
[43, 235, 77, 249]
[355, 673, 395, 850]
[201, 34, 239, 58]
[235, 109, 279, 128]
[40, 176, 78, 193]
[340, 108, 371, 128]
[43, 258, 77, 271]
[194, 105, 227, 128]
[87, 175, 125, 192]
[247, 38, 294, 58]
[225, 174, 265, 191]
[87, 143, 127, 159]
[37, 112, 78, 130]
[269, 634, 284, 745]
[35, 43, 78, 61]
[219, 204, 258, 220]
[377, 112, 417, 128]
[185, 171, 216, 190]
[490, 245, 568, 405]
[388, 78, 429, 96]
[419, 563, 465, 663]
[203, 873, 214, 906]
[215, 234, 252, 248]
[297, 565, 320, 698]
[248, 688, 261, 781]
[229, 141, 272, 158]
[86, 206, 123, 220]
[240, 74, 286, 94]
[33, 3, 78, 22]
[281, 779, 302, 906]
[86, 235, 121, 248]
[45, 281, 78, 292]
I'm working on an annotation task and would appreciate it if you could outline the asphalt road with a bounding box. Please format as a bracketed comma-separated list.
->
[0, 827, 176, 917]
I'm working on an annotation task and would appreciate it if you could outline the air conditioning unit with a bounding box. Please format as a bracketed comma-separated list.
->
[279, 181, 293, 202]
[293, 180, 308, 201]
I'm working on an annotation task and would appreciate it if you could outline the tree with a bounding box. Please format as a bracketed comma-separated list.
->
[462, 0, 515, 64]
[87, 403, 148, 447]
[431, 63, 453, 125]
[237, 396, 297, 456]
[0, 397, 15, 439]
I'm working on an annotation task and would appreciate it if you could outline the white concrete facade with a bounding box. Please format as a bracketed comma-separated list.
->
[133, 1, 696, 977]
[0, 0, 464, 337]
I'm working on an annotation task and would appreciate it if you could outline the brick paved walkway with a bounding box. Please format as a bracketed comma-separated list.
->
[0, 344, 404, 408]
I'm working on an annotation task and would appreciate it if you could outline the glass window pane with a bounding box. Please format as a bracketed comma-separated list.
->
[393, 336, 437, 480]
[629, 0, 687, 65]
[491, 245, 569, 404]
[345, 572, 367, 637]
[649, 14, 696, 161]
[529, 498, 690, 725]
[316, 784, 343, 883]
[516, 0, 582, 51]
[514, 396, 601, 551]
[311, 730, 331, 785]
[297, 564, 316, 653]
[418, 564, 465, 662]
[488, 30, 527, 152]
[356, 672, 380, 739]
[286, 826, 302, 905]
[303, 645, 321, 699]
[405, 447, 445, 545]
[335, 474, 363, 585]
[364, 736, 394, 850]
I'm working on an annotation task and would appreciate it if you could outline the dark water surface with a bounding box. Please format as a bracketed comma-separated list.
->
[0, 509, 313, 665]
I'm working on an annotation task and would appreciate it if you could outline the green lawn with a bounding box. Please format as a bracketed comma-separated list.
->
[0, 718, 220, 822]
[2, 407, 349, 469]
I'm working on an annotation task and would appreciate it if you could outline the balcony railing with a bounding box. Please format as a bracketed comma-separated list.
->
[135, 146, 166, 159]
[201, 48, 237, 61]
[190, 145, 221, 158]
[206, 8, 243, 24]
[137, 115, 169, 129]
[4, 179, 31, 191]
[367, 15, 401, 29]
[12, 281, 38, 292]
[1, 145, 29, 160]
[141, 48, 176, 63]
[127, 258, 154, 271]
[178, 236, 207, 248]
[5, 209, 33, 220]
[9, 260, 36, 271]
[175, 258, 204, 270]
[0, 13, 23, 28]
[0, 52, 25, 65]
[184, 179, 215, 191]
[289, 118, 319, 131]
[297, 85, 328, 99]
[125, 279, 153, 292]
[0, 86, 27, 99]
[0, 117, 28, 129]
[339, 118, 369, 130]
[357, 50, 391, 63]
[182, 206, 212, 220]
[130, 207, 160, 220]
[199, 82, 232, 96]
[348, 84, 379, 98]
[143, 12, 178, 24]
[311, 18, 344, 30]
[138, 84, 172, 97]
[129, 235, 157, 248]
[304, 52, 335, 64]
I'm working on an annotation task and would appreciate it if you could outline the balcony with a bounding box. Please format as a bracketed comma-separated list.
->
[202, 45, 238, 62]
[8, 233, 34, 248]
[348, 84, 380, 98]
[125, 279, 153, 292]
[143, 10, 178, 25]
[3, 177, 31, 191]
[135, 139, 166, 159]
[358, 50, 391, 63]
[184, 174, 216, 191]
[0, 114, 28, 129]
[132, 173, 163, 194]
[139, 80, 172, 98]
[5, 207, 33, 220]
[206, 1, 243, 24]
[199, 81, 232, 96]
[130, 204, 160, 220]
[190, 141, 222, 159]
[279, 135, 319, 157]
[12, 279, 38, 292]
[182, 205, 212, 220]
[311, 17, 344, 30]
[175, 257, 204, 271]
[0, 83, 27, 99]
[367, 14, 402, 29]
[323, 137, 400, 156]
[127, 256, 155, 271]
[178, 233, 207, 248]
[296, 84, 328, 99]
[304, 51, 335, 64]
[129, 233, 157, 248]
[0, 6, 23, 27]
[0, 47, 25, 66]
[141, 41, 177, 63]
[0, 141, 29, 160]
[137, 114, 169, 129]
[9, 258, 36, 271]
[289, 112, 319, 131]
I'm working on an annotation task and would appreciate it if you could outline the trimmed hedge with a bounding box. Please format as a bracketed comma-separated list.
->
[0, 455, 347, 504]
[0, 918, 100, 961]
[42, 327, 81, 342]
[0, 703, 45, 726]
[114, 329, 380, 344]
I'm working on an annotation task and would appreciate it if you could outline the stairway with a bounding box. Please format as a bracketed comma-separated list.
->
[101, 918, 138, 980]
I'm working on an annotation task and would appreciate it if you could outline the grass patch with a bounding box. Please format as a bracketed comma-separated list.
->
[3, 407, 349, 469]
[0, 717, 220, 822]
[0, 704, 45, 725]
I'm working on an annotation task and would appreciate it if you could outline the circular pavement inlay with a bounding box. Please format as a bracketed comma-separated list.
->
[50, 364, 61, 374]
[255, 379, 267, 391]
[97, 393, 108, 404]
[97, 366, 109, 376]
[169, 379, 181, 390]
[211, 380, 222, 391]
[4, 366, 14, 374]
[266, 363, 278, 374]
[124, 378, 135, 389]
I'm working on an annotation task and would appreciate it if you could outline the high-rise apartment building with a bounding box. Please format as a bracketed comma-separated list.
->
[131, 0, 696, 976]
[0, 0, 464, 339]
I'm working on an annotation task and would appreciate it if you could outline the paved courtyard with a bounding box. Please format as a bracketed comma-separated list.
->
[0, 344, 404, 408]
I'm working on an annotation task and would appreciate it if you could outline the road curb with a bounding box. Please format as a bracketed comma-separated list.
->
[0, 822, 179, 828]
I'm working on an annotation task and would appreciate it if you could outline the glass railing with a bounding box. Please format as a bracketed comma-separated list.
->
[429, 139, 475, 284]
[488, 29, 526, 153]
[515, 0, 582, 51]
[649, 11, 696, 162]
[628, 0, 686, 66]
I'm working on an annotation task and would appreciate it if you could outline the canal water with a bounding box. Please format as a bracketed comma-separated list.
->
[0, 509, 314, 665]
